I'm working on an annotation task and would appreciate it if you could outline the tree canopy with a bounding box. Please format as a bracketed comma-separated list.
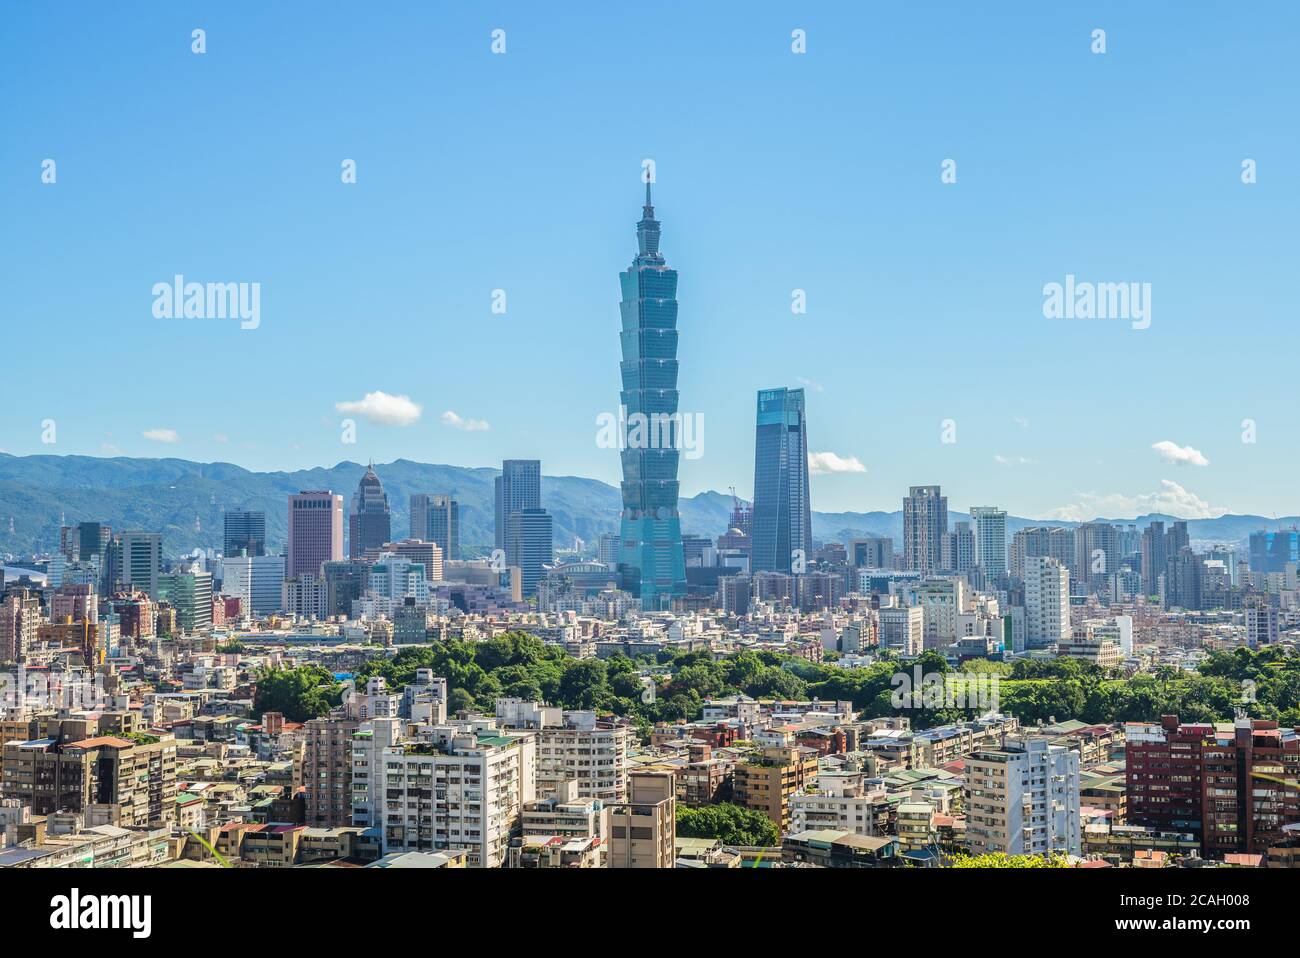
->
[677, 802, 779, 847]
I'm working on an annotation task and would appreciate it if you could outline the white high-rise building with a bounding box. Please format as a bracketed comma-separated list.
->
[917, 577, 969, 650]
[221, 554, 286, 616]
[879, 605, 924, 656]
[970, 506, 1008, 575]
[1246, 604, 1280, 647]
[965, 737, 1080, 857]
[1024, 555, 1070, 647]
[367, 719, 536, 868]
[119, 531, 162, 599]
[494, 700, 633, 803]
[283, 575, 329, 620]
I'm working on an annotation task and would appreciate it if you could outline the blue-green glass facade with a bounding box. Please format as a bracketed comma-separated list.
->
[617, 183, 686, 610]
[751, 387, 812, 573]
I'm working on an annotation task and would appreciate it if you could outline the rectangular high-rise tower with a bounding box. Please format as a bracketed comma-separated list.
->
[287, 491, 344, 580]
[496, 460, 541, 552]
[903, 486, 948, 574]
[412, 493, 459, 561]
[616, 182, 686, 610]
[223, 510, 266, 558]
[750, 387, 812, 574]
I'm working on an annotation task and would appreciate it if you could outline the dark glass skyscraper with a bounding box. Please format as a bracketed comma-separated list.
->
[223, 510, 266, 558]
[348, 464, 391, 559]
[617, 182, 686, 610]
[750, 387, 812, 573]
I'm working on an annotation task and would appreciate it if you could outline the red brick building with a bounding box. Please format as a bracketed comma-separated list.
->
[1127, 714, 1300, 857]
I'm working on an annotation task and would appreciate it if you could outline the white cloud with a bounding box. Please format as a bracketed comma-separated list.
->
[994, 454, 1034, 466]
[213, 433, 230, 444]
[1044, 480, 1221, 522]
[142, 428, 180, 444]
[335, 391, 423, 427]
[101, 443, 123, 456]
[440, 410, 490, 432]
[1013, 416, 1030, 429]
[1152, 440, 1209, 467]
[797, 377, 824, 393]
[809, 451, 866, 474]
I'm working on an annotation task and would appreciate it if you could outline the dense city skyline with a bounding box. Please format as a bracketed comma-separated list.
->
[2, 0, 1295, 922]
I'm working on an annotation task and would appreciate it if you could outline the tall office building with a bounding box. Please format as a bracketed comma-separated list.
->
[222, 510, 266, 558]
[615, 182, 687, 610]
[348, 464, 391, 559]
[496, 460, 541, 550]
[1024, 555, 1070, 647]
[749, 387, 813, 576]
[1140, 521, 1167, 597]
[158, 571, 214, 635]
[1073, 522, 1120, 594]
[75, 521, 111, 563]
[970, 506, 1008, 575]
[848, 536, 893, 569]
[287, 491, 344, 580]
[322, 560, 370, 619]
[119, 532, 162, 600]
[411, 493, 459, 561]
[903, 486, 948, 574]
[598, 533, 622, 570]
[509, 508, 554, 599]
[221, 554, 286, 616]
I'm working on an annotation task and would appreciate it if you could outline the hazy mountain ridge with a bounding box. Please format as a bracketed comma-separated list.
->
[0, 453, 1285, 558]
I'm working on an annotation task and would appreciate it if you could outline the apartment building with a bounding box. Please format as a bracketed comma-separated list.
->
[0, 590, 41, 663]
[1127, 714, 1300, 857]
[304, 716, 360, 826]
[790, 770, 886, 836]
[377, 721, 536, 868]
[733, 745, 820, 834]
[511, 780, 610, 868]
[608, 770, 676, 868]
[965, 737, 1081, 856]
[1024, 556, 1071, 648]
[917, 577, 968, 650]
[494, 699, 632, 803]
[878, 606, 924, 657]
[1, 732, 177, 826]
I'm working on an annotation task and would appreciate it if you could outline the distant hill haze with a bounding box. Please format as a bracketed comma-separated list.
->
[0, 453, 1283, 558]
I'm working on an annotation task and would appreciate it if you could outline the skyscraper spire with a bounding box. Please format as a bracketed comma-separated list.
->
[635, 180, 662, 264]
[618, 180, 685, 610]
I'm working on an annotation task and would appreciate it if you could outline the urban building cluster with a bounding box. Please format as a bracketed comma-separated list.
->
[2, 188, 1299, 870]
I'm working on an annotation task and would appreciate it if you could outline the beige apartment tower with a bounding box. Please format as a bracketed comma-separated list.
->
[609, 770, 676, 868]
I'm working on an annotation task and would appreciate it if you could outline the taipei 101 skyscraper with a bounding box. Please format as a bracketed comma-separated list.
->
[616, 180, 687, 610]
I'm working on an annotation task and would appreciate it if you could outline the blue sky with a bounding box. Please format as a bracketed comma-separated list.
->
[2, 2, 1297, 519]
